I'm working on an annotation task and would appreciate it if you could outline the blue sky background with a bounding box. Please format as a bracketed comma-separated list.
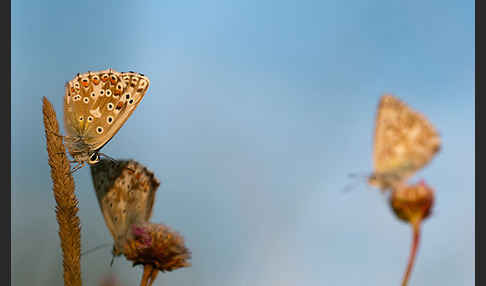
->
[12, 1, 474, 285]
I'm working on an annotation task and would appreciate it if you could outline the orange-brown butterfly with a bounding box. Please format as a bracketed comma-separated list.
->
[64, 69, 150, 171]
[90, 159, 160, 258]
[367, 94, 441, 192]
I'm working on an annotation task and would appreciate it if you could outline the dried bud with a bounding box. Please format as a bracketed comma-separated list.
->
[123, 222, 191, 273]
[389, 180, 434, 224]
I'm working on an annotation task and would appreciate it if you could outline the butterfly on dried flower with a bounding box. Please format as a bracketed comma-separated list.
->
[368, 94, 441, 192]
[90, 159, 160, 257]
[64, 69, 150, 171]
[90, 159, 191, 286]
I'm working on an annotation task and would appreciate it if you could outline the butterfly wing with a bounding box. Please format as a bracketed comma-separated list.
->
[372, 94, 441, 188]
[64, 69, 150, 155]
[90, 159, 160, 255]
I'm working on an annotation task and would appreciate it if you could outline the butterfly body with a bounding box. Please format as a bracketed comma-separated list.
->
[64, 69, 150, 167]
[90, 159, 160, 256]
[369, 94, 441, 192]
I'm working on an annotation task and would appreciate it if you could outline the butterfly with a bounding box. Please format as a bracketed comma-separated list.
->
[367, 94, 441, 192]
[64, 69, 150, 171]
[90, 159, 160, 257]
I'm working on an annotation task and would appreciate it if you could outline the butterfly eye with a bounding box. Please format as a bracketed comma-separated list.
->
[83, 97, 89, 104]
[107, 103, 114, 110]
[96, 127, 104, 134]
[106, 116, 114, 124]
[88, 153, 100, 164]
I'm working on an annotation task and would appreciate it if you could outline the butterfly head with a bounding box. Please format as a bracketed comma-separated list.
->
[71, 151, 100, 165]
[367, 174, 380, 188]
[88, 152, 101, 165]
[367, 172, 397, 192]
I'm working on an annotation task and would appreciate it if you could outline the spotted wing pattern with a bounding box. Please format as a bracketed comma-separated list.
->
[64, 69, 150, 163]
[90, 159, 160, 255]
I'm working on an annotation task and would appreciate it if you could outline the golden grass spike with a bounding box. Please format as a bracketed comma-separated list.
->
[42, 96, 82, 286]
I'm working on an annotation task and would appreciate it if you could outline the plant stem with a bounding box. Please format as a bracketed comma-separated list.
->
[42, 97, 82, 286]
[401, 220, 421, 286]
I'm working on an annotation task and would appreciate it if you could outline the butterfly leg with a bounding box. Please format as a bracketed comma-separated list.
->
[110, 256, 116, 267]
[45, 129, 79, 143]
[45, 128, 65, 138]
[99, 152, 118, 163]
[70, 162, 85, 173]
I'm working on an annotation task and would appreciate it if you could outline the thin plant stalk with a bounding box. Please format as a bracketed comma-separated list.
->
[401, 220, 421, 286]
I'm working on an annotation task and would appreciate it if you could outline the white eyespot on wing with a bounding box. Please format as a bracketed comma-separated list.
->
[87, 116, 94, 123]
[83, 97, 90, 104]
[122, 74, 130, 85]
[96, 126, 104, 134]
[107, 116, 114, 124]
[107, 103, 114, 111]
[130, 77, 139, 87]
[138, 79, 148, 90]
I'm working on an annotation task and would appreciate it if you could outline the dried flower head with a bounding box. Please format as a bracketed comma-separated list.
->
[123, 222, 191, 272]
[390, 180, 435, 224]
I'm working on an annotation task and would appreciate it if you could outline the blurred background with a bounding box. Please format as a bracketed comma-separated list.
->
[12, 1, 474, 285]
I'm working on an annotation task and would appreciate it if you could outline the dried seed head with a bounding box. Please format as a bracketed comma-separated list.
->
[122, 222, 191, 273]
[390, 180, 435, 224]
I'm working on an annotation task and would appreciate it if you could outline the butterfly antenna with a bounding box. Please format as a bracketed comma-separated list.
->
[110, 256, 115, 267]
[81, 243, 112, 257]
[340, 172, 369, 194]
